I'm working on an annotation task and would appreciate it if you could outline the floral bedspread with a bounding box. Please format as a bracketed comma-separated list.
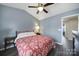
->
[15, 35, 55, 56]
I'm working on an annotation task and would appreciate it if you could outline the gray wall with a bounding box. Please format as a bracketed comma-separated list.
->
[0, 5, 36, 48]
[40, 8, 79, 43]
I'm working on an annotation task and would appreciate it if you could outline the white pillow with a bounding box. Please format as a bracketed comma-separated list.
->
[15, 32, 36, 43]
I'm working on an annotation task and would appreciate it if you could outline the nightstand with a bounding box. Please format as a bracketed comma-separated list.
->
[4, 36, 16, 51]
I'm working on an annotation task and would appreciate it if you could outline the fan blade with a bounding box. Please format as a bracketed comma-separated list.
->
[36, 10, 39, 14]
[43, 9, 48, 13]
[44, 3, 54, 7]
[28, 6, 38, 8]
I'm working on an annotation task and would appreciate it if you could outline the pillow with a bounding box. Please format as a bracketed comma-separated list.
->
[15, 32, 36, 43]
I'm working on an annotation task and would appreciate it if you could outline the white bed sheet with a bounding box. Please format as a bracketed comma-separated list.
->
[15, 32, 36, 43]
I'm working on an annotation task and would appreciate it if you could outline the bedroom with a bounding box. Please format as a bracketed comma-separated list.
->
[0, 3, 79, 56]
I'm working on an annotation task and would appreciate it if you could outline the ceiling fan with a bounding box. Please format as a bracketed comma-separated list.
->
[28, 3, 54, 14]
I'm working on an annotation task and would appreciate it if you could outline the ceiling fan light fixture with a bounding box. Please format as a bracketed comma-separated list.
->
[37, 7, 43, 11]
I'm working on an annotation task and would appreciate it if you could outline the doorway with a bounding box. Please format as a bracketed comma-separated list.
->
[61, 15, 79, 49]
[63, 16, 78, 40]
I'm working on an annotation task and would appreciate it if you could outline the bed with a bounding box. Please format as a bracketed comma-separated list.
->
[15, 31, 55, 56]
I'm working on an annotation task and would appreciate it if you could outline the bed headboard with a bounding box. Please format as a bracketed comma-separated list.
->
[16, 30, 33, 37]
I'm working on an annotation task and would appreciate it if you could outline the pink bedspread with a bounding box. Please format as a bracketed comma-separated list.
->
[16, 35, 55, 56]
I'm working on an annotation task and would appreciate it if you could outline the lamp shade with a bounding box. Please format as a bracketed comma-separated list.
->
[34, 23, 40, 33]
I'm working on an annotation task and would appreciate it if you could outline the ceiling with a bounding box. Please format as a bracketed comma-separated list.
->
[1, 3, 79, 20]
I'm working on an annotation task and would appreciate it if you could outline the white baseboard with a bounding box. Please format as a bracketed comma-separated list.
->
[55, 42, 63, 45]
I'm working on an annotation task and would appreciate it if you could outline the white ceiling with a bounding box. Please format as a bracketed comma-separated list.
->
[1, 3, 79, 20]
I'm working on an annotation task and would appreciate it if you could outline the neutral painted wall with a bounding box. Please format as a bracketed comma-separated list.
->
[0, 5, 36, 48]
[40, 8, 79, 43]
